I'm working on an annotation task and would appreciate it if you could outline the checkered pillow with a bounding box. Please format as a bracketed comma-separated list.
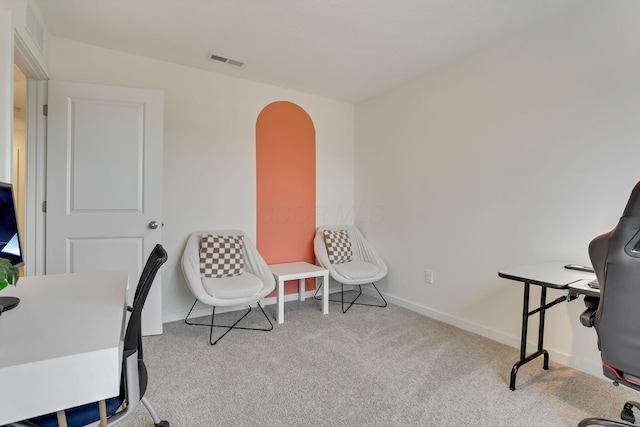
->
[323, 229, 353, 264]
[200, 234, 244, 278]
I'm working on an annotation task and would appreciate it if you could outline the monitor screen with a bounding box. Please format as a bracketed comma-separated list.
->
[0, 182, 24, 267]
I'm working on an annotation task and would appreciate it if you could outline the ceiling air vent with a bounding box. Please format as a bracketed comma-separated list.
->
[208, 52, 244, 67]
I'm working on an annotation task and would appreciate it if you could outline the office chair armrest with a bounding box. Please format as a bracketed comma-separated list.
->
[580, 307, 596, 327]
[579, 296, 599, 327]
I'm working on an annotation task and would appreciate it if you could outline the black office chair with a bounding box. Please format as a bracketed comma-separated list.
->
[579, 181, 640, 427]
[13, 244, 169, 427]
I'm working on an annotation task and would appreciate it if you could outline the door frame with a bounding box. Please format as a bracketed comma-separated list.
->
[15, 28, 48, 276]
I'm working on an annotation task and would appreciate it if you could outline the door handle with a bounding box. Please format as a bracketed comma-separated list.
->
[148, 221, 159, 229]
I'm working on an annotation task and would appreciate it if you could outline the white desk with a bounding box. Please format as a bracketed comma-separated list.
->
[498, 261, 595, 390]
[568, 278, 600, 298]
[269, 262, 329, 324]
[0, 270, 129, 425]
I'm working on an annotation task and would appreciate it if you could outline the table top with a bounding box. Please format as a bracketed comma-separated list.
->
[498, 261, 596, 288]
[268, 261, 328, 280]
[0, 270, 129, 425]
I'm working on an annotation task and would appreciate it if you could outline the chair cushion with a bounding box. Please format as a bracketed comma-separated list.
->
[200, 234, 244, 278]
[202, 272, 264, 299]
[29, 396, 123, 427]
[334, 260, 379, 280]
[323, 229, 353, 264]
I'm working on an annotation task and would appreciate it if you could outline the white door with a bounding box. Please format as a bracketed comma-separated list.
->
[46, 81, 164, 335]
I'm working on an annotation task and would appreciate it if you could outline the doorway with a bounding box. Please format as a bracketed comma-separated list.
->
[13, 36, 48, 277]
[12, 64, 26, 276]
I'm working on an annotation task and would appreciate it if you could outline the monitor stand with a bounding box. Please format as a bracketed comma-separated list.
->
[0, 296, 20, 313]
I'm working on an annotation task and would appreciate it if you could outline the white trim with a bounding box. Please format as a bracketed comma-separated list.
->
[34, 79, 46, 276]
[23, 78, 46, 275]
[13, 19, 49, 276]
[374, 289, 604, 379]
[14, 29, 47, 80]
[0, 5, 14, 184]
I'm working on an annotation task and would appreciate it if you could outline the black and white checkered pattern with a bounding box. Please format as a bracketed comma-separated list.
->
[199, 234, 244, 278]
[323, 229, 353, 264]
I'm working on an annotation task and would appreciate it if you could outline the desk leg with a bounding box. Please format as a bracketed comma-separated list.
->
[510, 282, 562, 390]
[299, 278, 306, 301]
[322, 273, 329, 315]
[99, 399, 108, 427]
[277, 279, 285, 324]
[519, 282, 530, 359]
[511, 282, 531, 391]
[57, 411, 68, 427]
[538, 287, 550, 370]
[510, 281, 546, 391]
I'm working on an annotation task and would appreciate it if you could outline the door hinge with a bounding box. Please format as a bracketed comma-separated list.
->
[43, 104, 48, 116]
[42, 200, 47, 212]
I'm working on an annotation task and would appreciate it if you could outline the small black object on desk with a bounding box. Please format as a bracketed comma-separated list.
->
[0, 296, 20, 314]
[564, 264, 595, 273]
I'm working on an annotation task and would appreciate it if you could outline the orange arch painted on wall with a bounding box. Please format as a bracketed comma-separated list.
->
[256, 101, 316, 296]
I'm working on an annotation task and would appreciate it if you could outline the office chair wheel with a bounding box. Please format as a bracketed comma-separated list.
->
[621, 403, 635, 424]
[155, 421, 169, 427]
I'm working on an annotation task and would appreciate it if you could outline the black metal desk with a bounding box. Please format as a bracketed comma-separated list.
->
[498, 261, 595, 390]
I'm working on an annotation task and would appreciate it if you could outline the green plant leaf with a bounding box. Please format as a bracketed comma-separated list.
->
[0, 258, 19, 290]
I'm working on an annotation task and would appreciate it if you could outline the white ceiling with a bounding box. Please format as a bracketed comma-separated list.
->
[33, 0, 587, 103]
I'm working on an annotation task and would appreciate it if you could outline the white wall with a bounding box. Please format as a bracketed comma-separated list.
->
[46, 36, 355, 321]
[355, 0, 640, 377]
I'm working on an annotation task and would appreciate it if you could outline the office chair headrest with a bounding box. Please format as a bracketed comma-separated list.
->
[607, 181, 640, 261]
[622, 181, 640, 218]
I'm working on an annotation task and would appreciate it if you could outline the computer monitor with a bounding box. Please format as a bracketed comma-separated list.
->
[0, 182, 23, 268]
[0, 182, 23, 313]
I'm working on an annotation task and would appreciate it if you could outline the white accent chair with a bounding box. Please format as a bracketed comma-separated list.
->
[181, 230, 275, 345]
[314, 225, 388, 313]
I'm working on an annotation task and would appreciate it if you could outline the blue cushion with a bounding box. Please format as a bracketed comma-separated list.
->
[29, 396, 122, 427]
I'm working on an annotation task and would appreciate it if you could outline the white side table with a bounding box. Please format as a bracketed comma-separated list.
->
[268, 262, 329, 324]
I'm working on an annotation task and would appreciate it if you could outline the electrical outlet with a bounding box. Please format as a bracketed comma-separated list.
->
[424, 269, 434, 284]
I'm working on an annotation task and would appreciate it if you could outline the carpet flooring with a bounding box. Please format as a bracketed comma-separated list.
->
[119, 292, 638, 426]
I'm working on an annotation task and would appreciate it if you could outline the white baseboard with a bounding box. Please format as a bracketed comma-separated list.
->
[361, 288, 604, 379]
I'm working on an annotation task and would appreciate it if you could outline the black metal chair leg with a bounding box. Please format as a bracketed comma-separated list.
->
[313, 282, 324, 299]
[578, 417, 633, 427]
[368, 283, 388, 308]
[208, 305, 251, 345]
[315, 282, 387, 313]
[621, 401, 640, 424]
[341, 284, 363, 313]
[184, 299, 273, 345]
[578, 402, 640, 427]
[342, 282, 387, 313]
[184, 299, 199, 325]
